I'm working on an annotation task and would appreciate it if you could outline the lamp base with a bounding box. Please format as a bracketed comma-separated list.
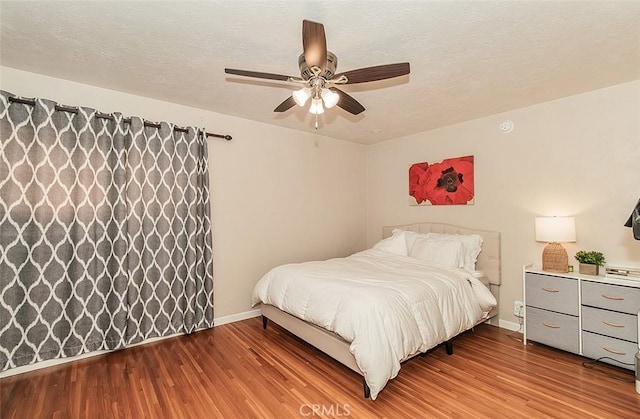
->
[542, 242, 568, 273]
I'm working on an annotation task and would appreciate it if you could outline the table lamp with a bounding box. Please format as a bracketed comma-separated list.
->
[535, 216, 576, 273]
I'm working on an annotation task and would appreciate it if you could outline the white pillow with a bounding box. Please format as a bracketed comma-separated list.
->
[409, 237, 465, 268]
[372, 229, 408, 256]
[402, 230, 421, 252]
[385, 228, 423, 252]
[424, 232, 483, 272]
[382, 228, 419, 255]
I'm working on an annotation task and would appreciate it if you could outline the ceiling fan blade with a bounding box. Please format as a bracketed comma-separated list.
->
[274, 96, 297, 113]
[225, 68, 294, 82]
[331, 88, 365, 115]
[302, 20, 327, 74]
[333, 62, 410, 84]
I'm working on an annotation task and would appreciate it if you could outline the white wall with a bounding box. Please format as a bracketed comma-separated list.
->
[3, 66, 638, 328]
[0, 66, 368, 318]
[366, 80, 640, 324]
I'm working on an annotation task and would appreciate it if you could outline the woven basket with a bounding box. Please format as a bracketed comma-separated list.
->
[542, 242, 568, 273]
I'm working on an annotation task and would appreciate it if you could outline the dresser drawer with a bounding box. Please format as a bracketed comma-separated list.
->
[582, 281, 640, 315]
[526, 306, 579, 353]
[582, 331, 636, 370]
[525, 273, 579, 315]
[581, 306, 637, 343]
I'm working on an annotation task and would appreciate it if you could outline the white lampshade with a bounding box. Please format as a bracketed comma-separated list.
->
[309, 98, 324, 114]
[321, 88, 339, 109]
[292, 87, 312, 106]
[535, 216, 576, 243]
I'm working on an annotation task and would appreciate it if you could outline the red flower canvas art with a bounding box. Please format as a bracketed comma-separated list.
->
[408, 155, 474, 205]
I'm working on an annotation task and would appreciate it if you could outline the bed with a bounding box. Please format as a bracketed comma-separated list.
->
[252, 222, 501, 400]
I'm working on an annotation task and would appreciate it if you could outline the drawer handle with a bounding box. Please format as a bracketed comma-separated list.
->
[603, 347, 626, 356]
[542, 322, 560, 329]
[602, 320, 625, 328]
[601, 294, 624, 301]
[541, 287, 559, 293]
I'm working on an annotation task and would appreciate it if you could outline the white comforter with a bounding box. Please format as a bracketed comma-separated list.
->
[251, 248, 497, 400]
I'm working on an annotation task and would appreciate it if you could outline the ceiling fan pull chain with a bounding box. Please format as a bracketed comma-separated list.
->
[315, 113, 318, 130]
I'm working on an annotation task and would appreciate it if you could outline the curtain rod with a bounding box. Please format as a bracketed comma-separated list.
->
[7, 96, 232, 141]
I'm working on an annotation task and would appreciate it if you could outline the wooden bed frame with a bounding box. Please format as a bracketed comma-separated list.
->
[260, 222, 501, 398]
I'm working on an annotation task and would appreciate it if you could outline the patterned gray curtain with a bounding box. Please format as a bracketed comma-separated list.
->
[0, 91, 214, 371]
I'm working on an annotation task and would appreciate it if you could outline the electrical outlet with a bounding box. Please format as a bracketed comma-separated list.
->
[514, 301, 524, 318]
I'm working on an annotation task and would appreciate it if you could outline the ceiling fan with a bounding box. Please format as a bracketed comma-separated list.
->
[224, 20, 410, 118]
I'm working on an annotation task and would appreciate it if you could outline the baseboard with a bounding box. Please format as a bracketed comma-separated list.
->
[1, 347, 109, 378]
[1, 309, 262, 379]
[498, 318, 523, 332]
[0, 331, 185, 378]
[214, 308, 261, 326]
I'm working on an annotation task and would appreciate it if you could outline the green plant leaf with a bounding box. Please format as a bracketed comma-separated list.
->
[574, 250, 606, 265]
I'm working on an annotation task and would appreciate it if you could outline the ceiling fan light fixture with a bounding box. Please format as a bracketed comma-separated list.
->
[309, 97, 324, 114]
[293, 87, 312, 106]
[321, 88, 339, 109]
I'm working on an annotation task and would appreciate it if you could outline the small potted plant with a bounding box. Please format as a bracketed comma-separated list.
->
[574, 250, 606, 275]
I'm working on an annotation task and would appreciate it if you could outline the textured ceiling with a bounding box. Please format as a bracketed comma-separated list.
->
[1, 1, 639, 144]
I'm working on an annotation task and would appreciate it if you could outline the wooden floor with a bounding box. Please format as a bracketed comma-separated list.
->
[2, 318, 639, 418]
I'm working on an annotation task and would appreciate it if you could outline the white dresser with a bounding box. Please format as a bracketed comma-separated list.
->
[524, 267, 640, 370]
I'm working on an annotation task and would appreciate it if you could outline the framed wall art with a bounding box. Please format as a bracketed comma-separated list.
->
[409, 155, 474, 206]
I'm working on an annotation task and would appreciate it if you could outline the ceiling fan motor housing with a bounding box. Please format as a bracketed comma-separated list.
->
[298, 52, 337, 80]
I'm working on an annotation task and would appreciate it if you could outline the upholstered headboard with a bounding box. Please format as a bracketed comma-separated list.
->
[382, 222, 501, 286]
